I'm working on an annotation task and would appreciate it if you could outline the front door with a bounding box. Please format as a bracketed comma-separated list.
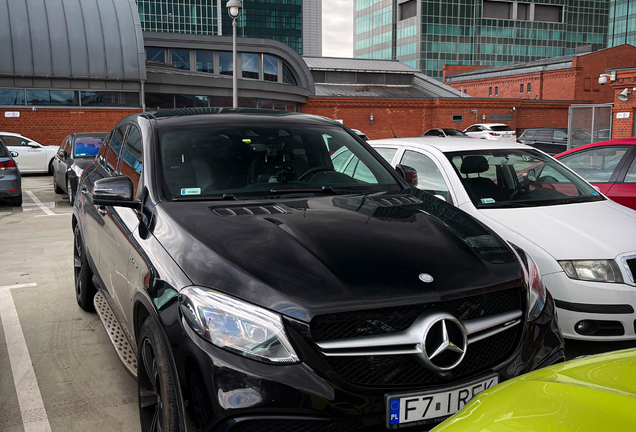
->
[606, 149, 636, 210]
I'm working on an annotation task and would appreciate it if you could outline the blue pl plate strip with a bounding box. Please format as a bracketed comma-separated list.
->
[389, 399, 400, 424]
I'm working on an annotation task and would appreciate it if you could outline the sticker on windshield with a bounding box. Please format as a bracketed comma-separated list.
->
[181, 188, 201, 196]
[591, 191, 599, 196]
[481, 198, 496, 204]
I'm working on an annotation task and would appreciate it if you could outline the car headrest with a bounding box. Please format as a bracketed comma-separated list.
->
[460, 156, 489, 174]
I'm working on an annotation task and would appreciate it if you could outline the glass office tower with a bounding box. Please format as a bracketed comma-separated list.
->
[137, 1, 219, 34]
[608, 0, 636, 46]
[137, 0, 321, 56]
[354, 0, 609, 80]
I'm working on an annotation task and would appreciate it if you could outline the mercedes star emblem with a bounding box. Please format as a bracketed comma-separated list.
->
[421, 315, 467, 371]
[419, 273, 434, 283]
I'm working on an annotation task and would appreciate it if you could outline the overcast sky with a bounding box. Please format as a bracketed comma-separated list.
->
[322, 0, 354, 57]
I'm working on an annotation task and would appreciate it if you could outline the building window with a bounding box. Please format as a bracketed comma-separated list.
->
[258, 100, 273, 110]
[263, 55, 278, 82]
[452, 115, 463, 121]
[196, 51, 214, 73]
[399, 0, 417, 20]
[172, 49, 190, 70]
[176, 95, 209, 108]
[489, 87, 492, 96]
[483, 1, 512, 19]
[516, 3, 529, 20]
[463, 89, 467, 94]
[145, 93, 174, 110]
[242, 53, 259, 79]
[26, 90, 78, 106]
[219, 52, 233, 76]
[534, 4, 562, 23]
[81, 91, 139, 107]
[527, 83, 531, 93]
[0, 89, 24, 105]
[282, 62, 298, 85]
[520, 84, 524, 94]
[146, 48, 165, 63]
[495, 87, 499, 96]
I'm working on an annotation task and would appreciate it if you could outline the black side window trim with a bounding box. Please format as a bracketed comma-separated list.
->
[613, 146, 636, 183]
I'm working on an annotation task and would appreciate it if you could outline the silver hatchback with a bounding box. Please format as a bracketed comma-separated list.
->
[0, 140, 22, 206]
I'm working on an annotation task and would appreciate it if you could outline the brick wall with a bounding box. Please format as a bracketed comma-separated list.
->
[0, 108, 142, 146]
[444, 45, 636, 104]
[304, 97, 574, 139]
[611, 70, 636, 138]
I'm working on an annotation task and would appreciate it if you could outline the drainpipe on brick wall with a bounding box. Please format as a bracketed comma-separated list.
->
[141, 80, 146, 112]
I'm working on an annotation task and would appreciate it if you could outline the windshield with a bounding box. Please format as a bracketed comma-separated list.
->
[447, 149, 604, 208]
[442, 129, 468, 136]
[489, 125, 514, 132]
[74, 137, 104, 158]
[159, 124, 399, 200]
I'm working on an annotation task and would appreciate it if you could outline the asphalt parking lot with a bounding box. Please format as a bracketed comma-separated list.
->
[1, 175, 635, 432]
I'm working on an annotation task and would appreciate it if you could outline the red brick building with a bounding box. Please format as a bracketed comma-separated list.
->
[443, 45, 636, 104]
[611, 68, 636, 139]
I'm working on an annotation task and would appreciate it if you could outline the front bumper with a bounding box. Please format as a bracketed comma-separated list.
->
[543, 271, 636, 341]
[163, 295, 564, 432]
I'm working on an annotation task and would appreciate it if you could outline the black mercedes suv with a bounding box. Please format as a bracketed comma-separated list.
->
[72, 108, 564, 432]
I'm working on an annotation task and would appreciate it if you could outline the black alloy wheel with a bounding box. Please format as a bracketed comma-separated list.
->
[67, 177, 74, 206]
[138, 318, 180, 432]
[73, 224, 96, 311]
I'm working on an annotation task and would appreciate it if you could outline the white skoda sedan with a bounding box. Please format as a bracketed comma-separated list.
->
[0, 132, 59, 173]
[371, 137, 636, 341]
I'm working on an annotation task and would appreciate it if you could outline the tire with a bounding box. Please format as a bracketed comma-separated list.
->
[67, 177, 74, 206]
[138, 318, 180, 432]
[73, 224, 96, 311]
[54, 176, 64, 194]
[9, 193, 22, 207]
[48, 159, 54, 175]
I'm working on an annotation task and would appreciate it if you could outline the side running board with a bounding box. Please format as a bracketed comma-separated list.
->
[94, 291, 138, 379]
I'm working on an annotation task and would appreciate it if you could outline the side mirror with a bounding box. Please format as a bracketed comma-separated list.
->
[60, 150, 68, 159]
[434, 194, 446, 202]
[396, 164, 418, 187]
[10, 151, 18, 158]
[592, 185, 601, 192]
[93, 176, 139, 208]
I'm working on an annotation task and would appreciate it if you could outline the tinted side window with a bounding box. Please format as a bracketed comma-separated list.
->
[106, 127, 127, 175]
[374, 147, 398, 163]
[537, 130, 553, 140]
[522, 130, 536, 139]
[401, 150, 451, 202]
[424, 130, 439, 136]
[553, 130, 567, 140]
[625, 157, 636, 183]
[120, 126, 143, 197]
[59, 137, 70, 155]
[97, 133, 112, 166]
[1, 136, 31, 146]
[559, 146, 631, 183]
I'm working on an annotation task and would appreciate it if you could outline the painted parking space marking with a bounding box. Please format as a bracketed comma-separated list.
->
[25, 191, 57, 216]
[0, 283, 52, 432]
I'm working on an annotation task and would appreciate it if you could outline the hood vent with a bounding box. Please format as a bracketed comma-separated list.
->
[211, 205, 289, 217]
[368, 195, 423, 207]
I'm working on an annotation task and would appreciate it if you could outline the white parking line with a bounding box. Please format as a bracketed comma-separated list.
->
[0, 283, 52, 432]
[25, 191, 56, 217]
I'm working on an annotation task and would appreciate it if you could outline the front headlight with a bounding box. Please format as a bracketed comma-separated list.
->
[559, 260, 624, 284]
[180, 287, 300, 364]
[510, 244, 547, 321]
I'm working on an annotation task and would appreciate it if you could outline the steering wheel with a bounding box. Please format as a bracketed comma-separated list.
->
[298, 166, 333, 181]
[510, 175, 531, 201]
[538, 175, 559, 183]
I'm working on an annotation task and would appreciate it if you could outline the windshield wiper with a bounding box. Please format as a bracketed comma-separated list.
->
[172, 193, 238, 202]
[269, 186, 358, 195]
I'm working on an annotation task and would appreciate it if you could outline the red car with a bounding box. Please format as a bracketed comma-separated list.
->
[555, 138, 636, 210]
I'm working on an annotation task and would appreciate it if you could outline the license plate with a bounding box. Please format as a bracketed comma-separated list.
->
[503, 134, 510, 138]
[385, 374, 499, 429]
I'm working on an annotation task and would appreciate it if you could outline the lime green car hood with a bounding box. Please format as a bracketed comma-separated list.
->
[432, 349, 636, 432]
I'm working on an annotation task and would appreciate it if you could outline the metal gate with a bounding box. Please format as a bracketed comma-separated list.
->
[567, 104, 613, 150]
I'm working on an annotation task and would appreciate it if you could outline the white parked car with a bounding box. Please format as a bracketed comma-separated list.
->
[464, 123, 516, 141]
[371, 137, 636, 341]
[0, 132, 59, 173]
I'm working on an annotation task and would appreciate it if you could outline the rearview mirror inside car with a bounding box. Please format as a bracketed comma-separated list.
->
[93, 176, 139, 208]
[396, 164, 418, 187]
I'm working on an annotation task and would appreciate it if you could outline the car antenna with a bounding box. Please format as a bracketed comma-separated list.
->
[380, 108, 397, 138]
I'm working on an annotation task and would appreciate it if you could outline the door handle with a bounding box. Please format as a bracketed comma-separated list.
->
[97, 205, 107, 216]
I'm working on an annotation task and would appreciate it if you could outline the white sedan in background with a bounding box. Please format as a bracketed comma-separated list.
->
[464, 123, 516, 141]
[371, 137, 636, 341]
[0, 132, 59, 173]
